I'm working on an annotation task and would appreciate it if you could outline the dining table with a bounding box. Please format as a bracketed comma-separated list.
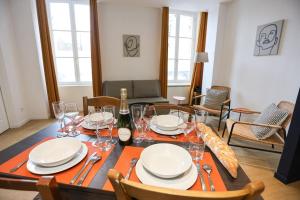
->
[0, 121, 263, 200]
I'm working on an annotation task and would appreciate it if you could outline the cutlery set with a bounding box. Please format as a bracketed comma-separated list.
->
[70, 152, 101, 185]
[196, 162, 215, 191]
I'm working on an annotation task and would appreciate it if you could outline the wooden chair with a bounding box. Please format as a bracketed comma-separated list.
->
[83, 96, 121, 116]
[108, 169, 264, 200]
[154, 103, 194, 114]
[193, 86, 231, 131]
[0, 176, 61, 200]
[223, 101, 294, 154]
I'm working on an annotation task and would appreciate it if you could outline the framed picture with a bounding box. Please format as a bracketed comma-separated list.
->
[254, 20, 284, 56]
[123, 34, 140, 57]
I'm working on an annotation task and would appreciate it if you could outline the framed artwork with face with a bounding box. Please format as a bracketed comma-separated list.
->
[254, 20, 284, 56]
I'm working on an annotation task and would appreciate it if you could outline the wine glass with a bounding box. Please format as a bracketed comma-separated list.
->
[90, 108, 112, 151]
[64, 103, 80, 137]
[142, 105, 156, 142]
[103, 105, 117, 145]
[131, 104, 144, 144]
[178, 111, 195, 149]
[52, 101, 67, 138]
[195, 110, 208, 138]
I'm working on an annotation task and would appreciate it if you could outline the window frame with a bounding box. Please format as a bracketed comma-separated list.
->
[168, 10, 198, 85]
[46, 0, 92, 86]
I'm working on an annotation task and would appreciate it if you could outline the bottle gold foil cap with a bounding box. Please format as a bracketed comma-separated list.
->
[120, 88, 127, 98]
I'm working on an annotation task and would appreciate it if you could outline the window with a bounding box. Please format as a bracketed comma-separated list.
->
[168, 11, 197, 85]
[47, 0, 92, 85]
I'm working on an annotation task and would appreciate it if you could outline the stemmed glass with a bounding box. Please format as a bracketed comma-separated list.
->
[64, 103, 80, 137]
[103, 105, 117, 145]
[131, 104, 144, 144]
[142, 105, 156, 142]
[90, 109, 112, 151]
[178, 111, 195, 149]
[195, 110, 208, 138]
[52, 101, 67, 138]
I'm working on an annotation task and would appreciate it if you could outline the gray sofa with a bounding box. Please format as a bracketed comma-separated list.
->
[102, 80, 169, 104]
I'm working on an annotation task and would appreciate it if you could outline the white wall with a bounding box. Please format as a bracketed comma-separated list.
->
[99, 3, 161, 81]
[0, 0, 49, 127]
[59, 86, 93, 111]
[202, 4, 220, 94]
[213, 0, 300, 111]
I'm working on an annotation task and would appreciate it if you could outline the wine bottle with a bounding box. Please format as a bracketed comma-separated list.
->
[117, 88, 133, 145]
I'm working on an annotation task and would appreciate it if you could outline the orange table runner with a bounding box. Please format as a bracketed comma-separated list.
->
[0, 138, 114, 187]
[63, 123, 197, 143]
[103, 146, 227, 191]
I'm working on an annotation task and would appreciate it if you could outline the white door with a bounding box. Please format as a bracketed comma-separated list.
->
[0, 87, 9, 133]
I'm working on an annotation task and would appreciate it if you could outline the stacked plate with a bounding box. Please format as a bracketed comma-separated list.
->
[27, 137, 88, 174]
[136, 143, 197, 190]
[81, 112, 114, 130]
[150, 115, 184, 136]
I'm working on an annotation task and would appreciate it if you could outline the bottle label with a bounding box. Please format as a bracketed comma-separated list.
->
[118, 128, 131, 141]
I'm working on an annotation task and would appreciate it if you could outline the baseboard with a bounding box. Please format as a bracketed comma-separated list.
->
[10, 118, 30, 128]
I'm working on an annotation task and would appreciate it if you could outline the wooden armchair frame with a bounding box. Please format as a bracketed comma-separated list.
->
[108, 169, 264, 200]
[0, 176, 61, 200]
[83, 96, 121, 116]
[223, 101, 294, 154]
[193, 86, 231, 131]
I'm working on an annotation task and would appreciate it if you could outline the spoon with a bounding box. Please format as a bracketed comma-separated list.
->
[125, 158, 138, 180]
[77, 154, 101, 186]
[203, 164, 215, 191]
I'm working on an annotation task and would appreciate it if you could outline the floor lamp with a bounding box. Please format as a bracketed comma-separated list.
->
[189, 52, 208, 105]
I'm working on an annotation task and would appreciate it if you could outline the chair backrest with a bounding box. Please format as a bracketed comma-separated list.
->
[277, 101, 295, 138]
[83, 96, 121, 115]
[154, 103, 194, 114]
[108, 169, 264, 200]
[0, 176, 61, 200]
[211, 85, 231, 99]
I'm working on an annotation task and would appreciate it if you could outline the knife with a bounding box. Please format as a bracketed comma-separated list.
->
[70, 152, 97, 184]
[196, 162, 207, 191]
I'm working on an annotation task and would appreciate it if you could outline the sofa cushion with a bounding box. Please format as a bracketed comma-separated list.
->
[251, 103, 288, 140]
[128, 97, 169, 105]
[133, 80, 161, 98]
[203, 89, 228, 110]
[102, 81, 133, 99]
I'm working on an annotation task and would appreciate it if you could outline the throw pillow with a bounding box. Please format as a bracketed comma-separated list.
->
[251, 103, 288, 140]
[203, 89, 228, 110]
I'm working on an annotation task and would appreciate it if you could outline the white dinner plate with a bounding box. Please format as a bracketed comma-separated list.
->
[27, 143, 88, 175]
[29, 137, 82, 167]
[150, 124, 183, 136]
[81, 114, 116, 130]
[136, 159, 197, 190]
[140, 143, 192, 178]
[155, 115, 183, 131]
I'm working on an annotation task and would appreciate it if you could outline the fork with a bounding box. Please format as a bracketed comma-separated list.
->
[203, 164, 215, 191]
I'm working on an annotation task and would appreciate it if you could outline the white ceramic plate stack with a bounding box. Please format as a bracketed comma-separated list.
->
[27, 137, 88, 174]
[81, 112, 114, 130]
[150, 115, 184, 136]
[136, 143, 197, 190]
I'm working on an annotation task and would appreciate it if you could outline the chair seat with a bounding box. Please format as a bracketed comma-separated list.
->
[226, 119, 284, 146]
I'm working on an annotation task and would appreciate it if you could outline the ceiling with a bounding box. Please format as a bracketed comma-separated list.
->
[98, 0, 232, 12]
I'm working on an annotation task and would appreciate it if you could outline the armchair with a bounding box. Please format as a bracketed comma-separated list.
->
[193, 86, 231, 131]
[223, 101, 294, 153]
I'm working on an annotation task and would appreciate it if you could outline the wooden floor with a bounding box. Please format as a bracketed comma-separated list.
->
[0, 118, 299, 200]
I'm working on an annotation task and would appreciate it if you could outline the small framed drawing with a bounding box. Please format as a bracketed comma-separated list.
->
[254, 20, 284, 56]
[123, 35, 140, 57]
